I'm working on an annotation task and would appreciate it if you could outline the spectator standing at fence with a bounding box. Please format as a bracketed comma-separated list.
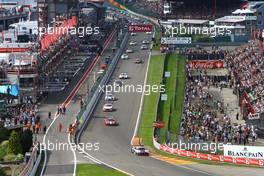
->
[63, 105, 66, 114]
[43, 126, 47, 134]
[48, 112, 51, 119]
[57, 105, 60, 114]
[59, 122, 63, 132]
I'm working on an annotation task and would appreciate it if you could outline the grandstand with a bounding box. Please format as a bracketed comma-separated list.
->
[164, 0, 246, 19]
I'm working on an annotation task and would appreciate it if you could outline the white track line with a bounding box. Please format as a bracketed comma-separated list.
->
[40, 30, 116, 176]
[76, 144, 134, 176]
[131, 41, 152, 144]
[68, 134, 77, 176]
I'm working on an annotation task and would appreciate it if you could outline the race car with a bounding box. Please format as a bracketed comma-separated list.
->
[146, 31, 152, 35]
[131, 145, 149, 156]
[114, 79, 123, 87]
[142, 40, 150, 44]
[105, 94, 116, 101]
[97, 69, 105, 75]
[126, 49, 133, 53]
[121, 54, 129, 59]
[104, 117, 119, 126]
[119, 72, 128, 79]
[102, 103, 113, 112]
[129, 41, 137, 46]
[134, 59, 144, 64]
[131, 32, 136, 36]
[140, 45, 148, 50]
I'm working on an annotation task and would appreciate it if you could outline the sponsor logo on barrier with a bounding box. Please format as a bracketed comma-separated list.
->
[224, 145, 264, 160]
[161, 37, 192, 44]
[188, 60, 224, 69]
[128, 24, 153, 32]
[159, 144, 264, 166]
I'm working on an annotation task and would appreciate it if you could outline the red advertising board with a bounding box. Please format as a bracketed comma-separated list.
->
[128, 25, 153, 32]
[188, 60, 224, 69]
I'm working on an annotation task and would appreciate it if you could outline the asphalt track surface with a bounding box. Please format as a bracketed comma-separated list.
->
[39, 30, 118, 176]
[80, 31, 264, 176]
[79, 32, 212, 176]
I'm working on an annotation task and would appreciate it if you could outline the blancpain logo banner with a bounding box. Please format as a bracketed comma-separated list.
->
[224, 145, 264, 159]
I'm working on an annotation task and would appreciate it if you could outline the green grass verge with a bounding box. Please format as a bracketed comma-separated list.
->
[139, 54, 165, 147]
[153, 28, 161, 51]
[77, 164, 127, 176]
[159, 53, 186, 143]
[159, 53, 177, 143]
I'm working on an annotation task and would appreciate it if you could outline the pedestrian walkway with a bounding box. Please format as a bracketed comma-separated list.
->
[36, 31, 119, 175]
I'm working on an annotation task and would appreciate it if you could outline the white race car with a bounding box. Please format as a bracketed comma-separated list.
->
[121, 54, 129, 59]
[126, 49, 133, 53]
[140, 45, 148, 50]
[131, 32, 136, 36]
[119, 72, 128, 79]
[105, 94, 116, 101]
[131, 145, 149, 156]
[142, 40, 150, 44]
[102, 103, 113, 112]
[146, 31, 152, 35]
[129, 41, 137, 46]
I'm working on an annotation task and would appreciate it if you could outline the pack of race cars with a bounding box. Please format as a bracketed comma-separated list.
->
[100, 31, 151, 155]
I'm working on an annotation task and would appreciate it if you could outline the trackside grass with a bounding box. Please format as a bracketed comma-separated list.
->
[77, 164, 127, 176]
[139, 54, 165, 147]
[158, 53, 186, 143]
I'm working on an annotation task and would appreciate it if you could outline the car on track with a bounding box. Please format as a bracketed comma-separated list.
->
[126, 49, 133, 53]
[104, 117, 119, 126]
[131, 145, 149, 156]
[121, 54, 129, 59]
[134, 59, 144, 64]
[131, 32, 136, 36]
[97, 69, 105, 75]
[129, 41, 137, 46]
[140, 45, 148, 50]
[105, 94, 116, 101]
[146, 31, 152, 35]
[103, 103, 113, 112]
[114, 79, 123, 87]
[142, 40, 150, 44]
[119, 72, 129, 79]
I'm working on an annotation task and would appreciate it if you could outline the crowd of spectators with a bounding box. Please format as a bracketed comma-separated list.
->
[180, 65, 258, 145]
[2, 96, 42, 134]
[185, 48, 226, 60]
[225, 41, 264, 114]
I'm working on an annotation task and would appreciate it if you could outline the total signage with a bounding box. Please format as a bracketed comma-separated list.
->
[224, 145, 264, 160]
[128, 25, 153, 32]
[188, 60, 224, 69]
[161, 37, 192, 44]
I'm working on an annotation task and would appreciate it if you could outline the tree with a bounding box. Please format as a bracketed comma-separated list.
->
[0, 168, 7, 176]
[0, 127, 10, 143]
[21, 129, 33, 154]
[7, 131, 23, 155]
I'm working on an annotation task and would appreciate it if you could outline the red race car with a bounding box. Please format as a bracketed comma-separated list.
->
[104, 117, 119, 126]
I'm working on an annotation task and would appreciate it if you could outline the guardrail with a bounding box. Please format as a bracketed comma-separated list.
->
[19, 143, 42, 176]
[75, 31, 129, 143]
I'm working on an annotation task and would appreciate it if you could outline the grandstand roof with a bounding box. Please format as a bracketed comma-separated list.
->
[169, 19, 209, 25]
[215, 16, 246, 23]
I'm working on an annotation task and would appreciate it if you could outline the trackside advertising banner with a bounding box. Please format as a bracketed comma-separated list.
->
[159, 144, 264, 166]
[224, 145, 264, 160]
